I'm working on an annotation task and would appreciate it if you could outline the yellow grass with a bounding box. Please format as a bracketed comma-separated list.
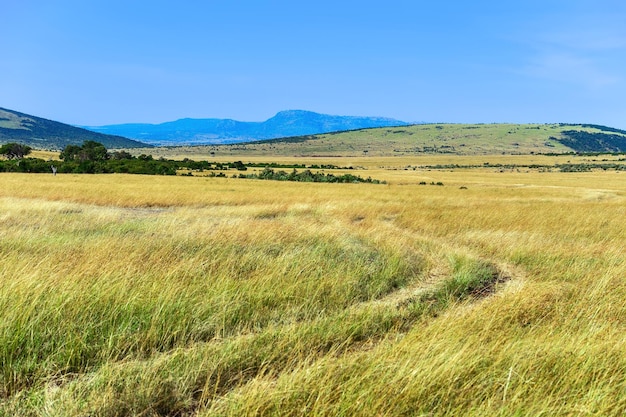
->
[129, 149, 624, 168]
[28, 150, 59, 161]
[1, 162, 625, 416]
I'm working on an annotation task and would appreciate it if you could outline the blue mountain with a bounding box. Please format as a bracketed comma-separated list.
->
[83, 110, 410, 145]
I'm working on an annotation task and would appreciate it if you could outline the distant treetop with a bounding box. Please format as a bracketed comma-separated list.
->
[0, 142, 32, 159]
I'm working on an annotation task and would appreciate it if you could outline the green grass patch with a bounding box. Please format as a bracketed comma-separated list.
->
[411, 256, 503, 317]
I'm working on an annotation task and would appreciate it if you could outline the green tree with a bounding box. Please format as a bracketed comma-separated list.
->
[60, 141, 109, 162]
[110, 150, 134, 160]
[0, 142, 32, 159]
[59, 144, 82, 161]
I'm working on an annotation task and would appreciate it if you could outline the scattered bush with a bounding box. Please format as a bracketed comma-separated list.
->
[245, 168, 384, 184]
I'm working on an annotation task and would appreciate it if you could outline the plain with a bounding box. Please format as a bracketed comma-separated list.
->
[1, 161, 625, 416]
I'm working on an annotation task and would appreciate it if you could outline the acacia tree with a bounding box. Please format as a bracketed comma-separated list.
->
[0, 142, 32, 159]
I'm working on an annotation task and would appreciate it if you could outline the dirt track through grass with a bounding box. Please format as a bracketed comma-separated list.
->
[1, 171, 625, 416]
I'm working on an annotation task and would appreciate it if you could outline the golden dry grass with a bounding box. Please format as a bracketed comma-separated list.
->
[1, 162, 625, 416]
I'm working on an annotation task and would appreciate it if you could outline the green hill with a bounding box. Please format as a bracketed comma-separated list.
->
[0, 107, 149, 150]
[199, 123, 626, 156]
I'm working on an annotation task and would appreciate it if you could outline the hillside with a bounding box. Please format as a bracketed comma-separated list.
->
[0, 107, 149, 150]
[83, 110, 410, 145]
[174, 122, 626, 157]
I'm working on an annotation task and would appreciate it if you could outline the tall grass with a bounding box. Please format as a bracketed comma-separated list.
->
[1, 171, 625, 416]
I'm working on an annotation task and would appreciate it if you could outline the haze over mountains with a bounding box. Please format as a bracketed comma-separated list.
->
[83, 110, 412, 146]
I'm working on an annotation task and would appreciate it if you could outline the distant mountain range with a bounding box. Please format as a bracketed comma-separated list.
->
[82, 110, 411, 145]
[3, 107, 626, 155]
[0, 107, 148, 149]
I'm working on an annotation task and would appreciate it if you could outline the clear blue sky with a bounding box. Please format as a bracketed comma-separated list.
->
[2, 0, 626, 128]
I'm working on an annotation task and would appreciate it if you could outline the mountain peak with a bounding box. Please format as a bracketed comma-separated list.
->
[271, 110, 321, 118]
[274, 109, 316, 116]
[84, 110, 411, 146]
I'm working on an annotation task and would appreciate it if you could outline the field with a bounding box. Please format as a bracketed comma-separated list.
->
[1, 157, 625, 416]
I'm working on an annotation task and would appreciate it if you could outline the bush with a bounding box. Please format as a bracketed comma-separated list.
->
[0, 142, 32, 159]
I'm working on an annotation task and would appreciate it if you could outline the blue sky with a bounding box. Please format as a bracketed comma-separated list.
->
[2, 1, 626, 128]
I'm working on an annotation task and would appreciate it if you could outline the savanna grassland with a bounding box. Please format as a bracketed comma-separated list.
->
[133, 122, 626, 159]
[1, 156, 625, 416]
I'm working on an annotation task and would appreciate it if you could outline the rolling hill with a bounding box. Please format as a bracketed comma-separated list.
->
[83, 110, 411, 145]
[0, 107, 149, 150]
[4, 105, 626, 156]
[183, 122, 626, 157]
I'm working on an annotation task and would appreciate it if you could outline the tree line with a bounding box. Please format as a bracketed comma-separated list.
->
[0, 141, 384, 183]
[240, 167, 384, 183]
[554, 131, 626, 153]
